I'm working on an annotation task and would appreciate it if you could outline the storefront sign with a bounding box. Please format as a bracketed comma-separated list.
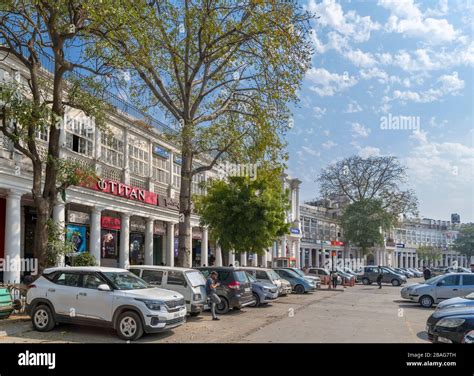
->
[101, 216, 121, 230]
[67, 210, 90, 225]
[192, 227, 202, 240]
[290, 228, 300, 234]
[153, 145, 170, 158]
[154, 221, 166, 235]
[130, 218, 146, 233]
[157, 195, 180, 211]
[66, 225, 87, 253]
[96, 178, 157, 205]
[396, 243, 405, 248]
[330, 240, 344, 246]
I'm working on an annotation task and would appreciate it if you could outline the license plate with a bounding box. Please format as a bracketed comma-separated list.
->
[245, 288, 250, 292]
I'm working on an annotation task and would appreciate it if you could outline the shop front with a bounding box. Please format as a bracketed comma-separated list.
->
[100, 213, 121, 267]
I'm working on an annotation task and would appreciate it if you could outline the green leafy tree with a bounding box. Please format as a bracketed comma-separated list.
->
[416, 245, 442, 267]
[92, 0, 313, 266]
[195, 167, 290, 255]
[452, 224, 474, 260]
[71, 252, 97, 267]
[341, 199, 394, 254]
[0, 1, 112, 273]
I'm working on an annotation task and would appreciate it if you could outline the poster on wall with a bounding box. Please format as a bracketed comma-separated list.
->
[130, 233, 144, 265]
[101, 229, 118, 259]
[66, 225, 87, 253]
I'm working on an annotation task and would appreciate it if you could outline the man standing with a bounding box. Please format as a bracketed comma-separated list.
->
[376, 266, 383, 289]
[206, 271, 221, 321]
[423, 266, 432, 280]
[470, 264, 474, 273]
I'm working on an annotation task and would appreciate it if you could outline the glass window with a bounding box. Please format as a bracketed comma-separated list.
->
[128, 268, 140, 276]
[438, 275, 461, 286]
[82, 274, 105, 289]
[234, 270, 249, 283]
[185, 271, 206, 287]
[103, 271, 149, 290]
[167, 270, 186, 286]
[101, 132, 124, 168]
[55, 272, 80, 287]
[65, 116, 94, 156]
[256, 270, 268, 280]
[462, 275, 474, 286]
[142, 270, 164, 285]
[129, 139, 149, 177]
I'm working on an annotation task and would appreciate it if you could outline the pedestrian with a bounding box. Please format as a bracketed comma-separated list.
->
[229, 264, 233, 267]
[205, 271, 221, 321]
[471, 264, 474, 273]
[376, 266, 383, 289]
[423, 266, 432, 280]
[330, 270, 338, 289]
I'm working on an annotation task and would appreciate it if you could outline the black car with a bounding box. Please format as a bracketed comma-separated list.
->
[426, 306, 474, 343]
[196, 267, 254, 314]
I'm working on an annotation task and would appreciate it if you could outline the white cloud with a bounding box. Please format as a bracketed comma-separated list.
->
[312, 106, 327, 119]
[358, 146, 381, 158]
[345, 100, 362, 113]
[322, 140, 337, 149]
[351, 122, 371, 138]
[378, 0, 459, 43]
[301, 145, 321, 157]
[306, 68, 357, 97]
[344, 49, 377, 67]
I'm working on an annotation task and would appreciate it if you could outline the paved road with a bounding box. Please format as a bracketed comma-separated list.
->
[0, 279, 431, 343]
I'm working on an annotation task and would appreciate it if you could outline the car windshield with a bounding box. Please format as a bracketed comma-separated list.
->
[103, 271, 149, 290]
[291, 268, 305, 277]
[268, 270, 280, 281]
[246, 273, 257, 283]
[424, 275, 445, 285]
[185, 271, 206, 287]
[279, 269, 300, 279]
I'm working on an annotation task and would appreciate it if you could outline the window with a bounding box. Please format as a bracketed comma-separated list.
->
[439, 275, 460, 286]
[167, 271, 186, 286]
[65, 116, 94, 156]
[55, 272, 80, 287]
[192, 172, 205, 195]
[152, 155, 169, 184]
[36, 127, 48, 142]
[101, 132, 124, 168]
[172, 162, 181, 188]
[142, 270, 164, 285]
[256, 270, 268, 280]
[82, 274, 105, 289]
[462, 275, 474, 286]
[129, 269, 140, 276]
[129, 140, 149, 177]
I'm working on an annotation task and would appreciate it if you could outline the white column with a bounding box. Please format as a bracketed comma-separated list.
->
[119, 213, 130, 268]
[272, 241, 277, 258]
[281, 237, 287, 257]
[145, 218, 154, 265]
[53, 201, 66, 267]
[4, 191, 22, 284]
[252, 253, 258, 267]
[308, 248, 313, 267]
[228, 251, 235, 266]
[415, 253, 419, 269]
[240, 252, 247, 267]
[215, 244, 223, 266]
[200, 227, 208, 266]
[295, 240, 301, 268]
[166, 222, 175, 267]
[89, 206, 102, 266]
[262, 250, 268, 268]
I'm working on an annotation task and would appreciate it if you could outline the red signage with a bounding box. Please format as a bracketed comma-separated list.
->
[331, 240, 344, 246]
[101, 216, 121, 230]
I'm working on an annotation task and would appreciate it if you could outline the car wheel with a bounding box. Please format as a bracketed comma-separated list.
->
[391, 279, 401, 286]
[116, 311, 144, 341]
[189, 312, 200, 317]
[295, 285, 305, 294]
[419, 295, 434, 308]
[32, 304, 55, 332]
[362, 278, 370, 285]
[250, 293, 260, 307]
[215, 297, 229, 314]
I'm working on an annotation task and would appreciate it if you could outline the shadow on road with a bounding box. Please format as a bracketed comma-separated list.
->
[416, 331, 429, 341]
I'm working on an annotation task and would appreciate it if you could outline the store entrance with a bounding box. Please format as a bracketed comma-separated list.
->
[153, 235, 163, 265]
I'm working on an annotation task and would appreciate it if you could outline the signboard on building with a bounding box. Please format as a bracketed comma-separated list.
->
[331, 240, 344, 246]
[290, 228, 300, 234]
[101, 216, 121, 230]
[67, 210, 90, 225]
[396, 243, 405, 248]
[153, 145, 170, 159]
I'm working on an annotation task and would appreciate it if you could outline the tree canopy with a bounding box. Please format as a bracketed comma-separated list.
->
[452, 224, 474, 260]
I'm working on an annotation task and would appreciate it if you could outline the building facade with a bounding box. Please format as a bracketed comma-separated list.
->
[0, 53, 224, 283]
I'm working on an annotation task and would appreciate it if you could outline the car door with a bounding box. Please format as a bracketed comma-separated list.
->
[435, 275, 461, 301]
[74, 273, 114, 322]
[49, 271, 81, 316]
[461, 274, 474, 296]
[277, 270, 295, 286]
[165, 270, 188, 302]
[141, 269, 164, 288]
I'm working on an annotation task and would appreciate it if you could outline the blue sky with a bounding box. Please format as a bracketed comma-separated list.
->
[287, 0, 474, 222]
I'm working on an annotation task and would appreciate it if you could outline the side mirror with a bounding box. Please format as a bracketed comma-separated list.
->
[98, 284, 111, 291]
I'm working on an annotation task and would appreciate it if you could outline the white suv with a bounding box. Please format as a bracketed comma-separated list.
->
[26, 266, 187, 340]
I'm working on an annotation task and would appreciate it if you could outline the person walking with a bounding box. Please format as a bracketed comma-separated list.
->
[376, 266, 383, 289]
[206, 271, 221, 321]
[423, 266, 432, 280]
[330, 270, 338, 289]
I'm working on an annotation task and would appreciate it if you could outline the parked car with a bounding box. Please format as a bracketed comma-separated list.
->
[445, 267, 471, 274]
[196, 267, 254, 313]
[436, 292, 474, 311]
[400, 273, 474, 308]
[407, 268, 423, 278]
[306, 267, 342, 284]
[26, 267, 187, 340]
[342, 267, 358, 277]
[279, 278, 293, 296]
[281, 267, 321, 288]
[273, 268, 316, 294]
[394, 267, 414, 278]
[426, 306, 474, 343]
[240, 267, 283, 295]
[245, 273, 279, 307]
[128, 266, 207, 316]
[336, 268, 356, 284]
[358, 266, 407, 286]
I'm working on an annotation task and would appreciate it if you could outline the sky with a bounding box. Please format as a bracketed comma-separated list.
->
[286, 0, 474, 222]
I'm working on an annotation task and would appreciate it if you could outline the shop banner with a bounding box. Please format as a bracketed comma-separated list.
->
[66, 225, 87, 253]
[101, 229, 118, 259]
[101, 216, 121, 230]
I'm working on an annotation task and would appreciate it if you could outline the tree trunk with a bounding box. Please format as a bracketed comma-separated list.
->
[34, 197, 52, 275]
[177, 146, 193, 267]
